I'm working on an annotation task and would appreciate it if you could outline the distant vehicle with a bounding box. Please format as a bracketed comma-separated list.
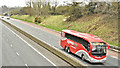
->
[1, 17, 4, 18]
[6, 17, 10, 19]
[60, 30, 109, 63]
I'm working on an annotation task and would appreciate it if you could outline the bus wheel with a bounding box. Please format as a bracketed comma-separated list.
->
[81, 54, 85, 60]
[67, 48, 71, 53]
[64, 46, 67, 52]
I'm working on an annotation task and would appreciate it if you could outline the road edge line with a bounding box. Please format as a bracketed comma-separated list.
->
[1, 19, 87, 67]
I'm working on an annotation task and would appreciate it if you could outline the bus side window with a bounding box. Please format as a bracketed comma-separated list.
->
[65, 33, 75, 41]
[83, 40, 90, 52]
[65, 33, 71, 39]
[65, 33, 90, 51]
[87, 44, 90, 51]
[77, 37, 90, 52]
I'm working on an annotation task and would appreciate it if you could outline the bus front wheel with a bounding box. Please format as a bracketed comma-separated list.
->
[81, 54, 85, 61]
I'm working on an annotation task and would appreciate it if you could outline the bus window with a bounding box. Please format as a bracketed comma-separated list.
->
[65, 33, 76, 41]
[91, 42, 107, 57]
[65, 33, 90, 51]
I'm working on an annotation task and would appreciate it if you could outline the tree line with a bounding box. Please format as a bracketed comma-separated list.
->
[10, 0, 119, 22]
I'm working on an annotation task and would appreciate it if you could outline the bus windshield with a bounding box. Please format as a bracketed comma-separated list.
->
[91, 42, 107, 57]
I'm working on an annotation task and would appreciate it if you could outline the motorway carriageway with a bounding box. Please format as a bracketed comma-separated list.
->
[0, 20, 71, 67]
[0, 17, 120, 68]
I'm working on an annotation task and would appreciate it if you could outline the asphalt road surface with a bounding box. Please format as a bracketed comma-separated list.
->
[0, 19, 71, 67]
[0, 17, 120, 68]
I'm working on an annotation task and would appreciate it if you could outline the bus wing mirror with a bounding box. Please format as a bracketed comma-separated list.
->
[61, 32, 65, 37]
[108, 45, 109, 49]
[90, 46, 92, 50]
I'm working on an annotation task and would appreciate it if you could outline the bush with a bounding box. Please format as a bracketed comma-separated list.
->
[65, 16, 77, 22]
[34, 16, 41, 23]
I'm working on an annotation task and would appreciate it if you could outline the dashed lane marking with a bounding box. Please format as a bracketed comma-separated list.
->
[25, 64, 29, 68]
[3, 24, 56, 66]
[10, 44, 13, 47]
[16, 52, 19, 56]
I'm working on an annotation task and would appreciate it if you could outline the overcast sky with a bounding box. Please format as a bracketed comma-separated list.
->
[0, 0, 27, 7]
[0, 0, 118, 7]
[0, 0, 66, 7]
[0, 0, 86, 7]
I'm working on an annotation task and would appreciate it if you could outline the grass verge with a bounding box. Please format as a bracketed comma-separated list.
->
[11, 15, 119, 47]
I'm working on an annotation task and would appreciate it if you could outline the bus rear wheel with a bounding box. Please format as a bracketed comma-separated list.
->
[64, 46, 67, 52]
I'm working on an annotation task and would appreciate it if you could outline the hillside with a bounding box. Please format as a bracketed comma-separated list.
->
[11, 14, 118, 47]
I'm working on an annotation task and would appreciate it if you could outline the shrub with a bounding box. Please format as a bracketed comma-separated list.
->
[34, 16, 41, 23]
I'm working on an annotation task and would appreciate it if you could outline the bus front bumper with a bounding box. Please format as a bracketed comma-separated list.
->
[88, 57, 106, 63]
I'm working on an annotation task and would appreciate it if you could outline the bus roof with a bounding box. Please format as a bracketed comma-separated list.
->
[62, 30, 104, 43]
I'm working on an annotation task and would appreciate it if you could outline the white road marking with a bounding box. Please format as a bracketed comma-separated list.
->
[16, 52, 19, 56]
[3, 24, 56, 66]
[111, 56, 120, 60]
[25, 64, 29, 68]
[25, 64, 27, 66]
[10, 44, 13, 47]
[111, 49, 120, 53]
[110, 56, 117, 59]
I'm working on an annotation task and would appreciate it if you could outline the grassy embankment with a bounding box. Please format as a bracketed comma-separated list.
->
[11, 15, 118, 47]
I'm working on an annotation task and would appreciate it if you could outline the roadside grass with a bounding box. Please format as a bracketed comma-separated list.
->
[10, 15, 118, 47]
[11, 15, 35, 23]
[39, 15, 69, 31]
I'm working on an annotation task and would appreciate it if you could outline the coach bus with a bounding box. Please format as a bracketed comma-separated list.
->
[60, 30, 109, 63]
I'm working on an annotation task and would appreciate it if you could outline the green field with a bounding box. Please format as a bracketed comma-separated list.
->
[11, 15, 119, 47]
